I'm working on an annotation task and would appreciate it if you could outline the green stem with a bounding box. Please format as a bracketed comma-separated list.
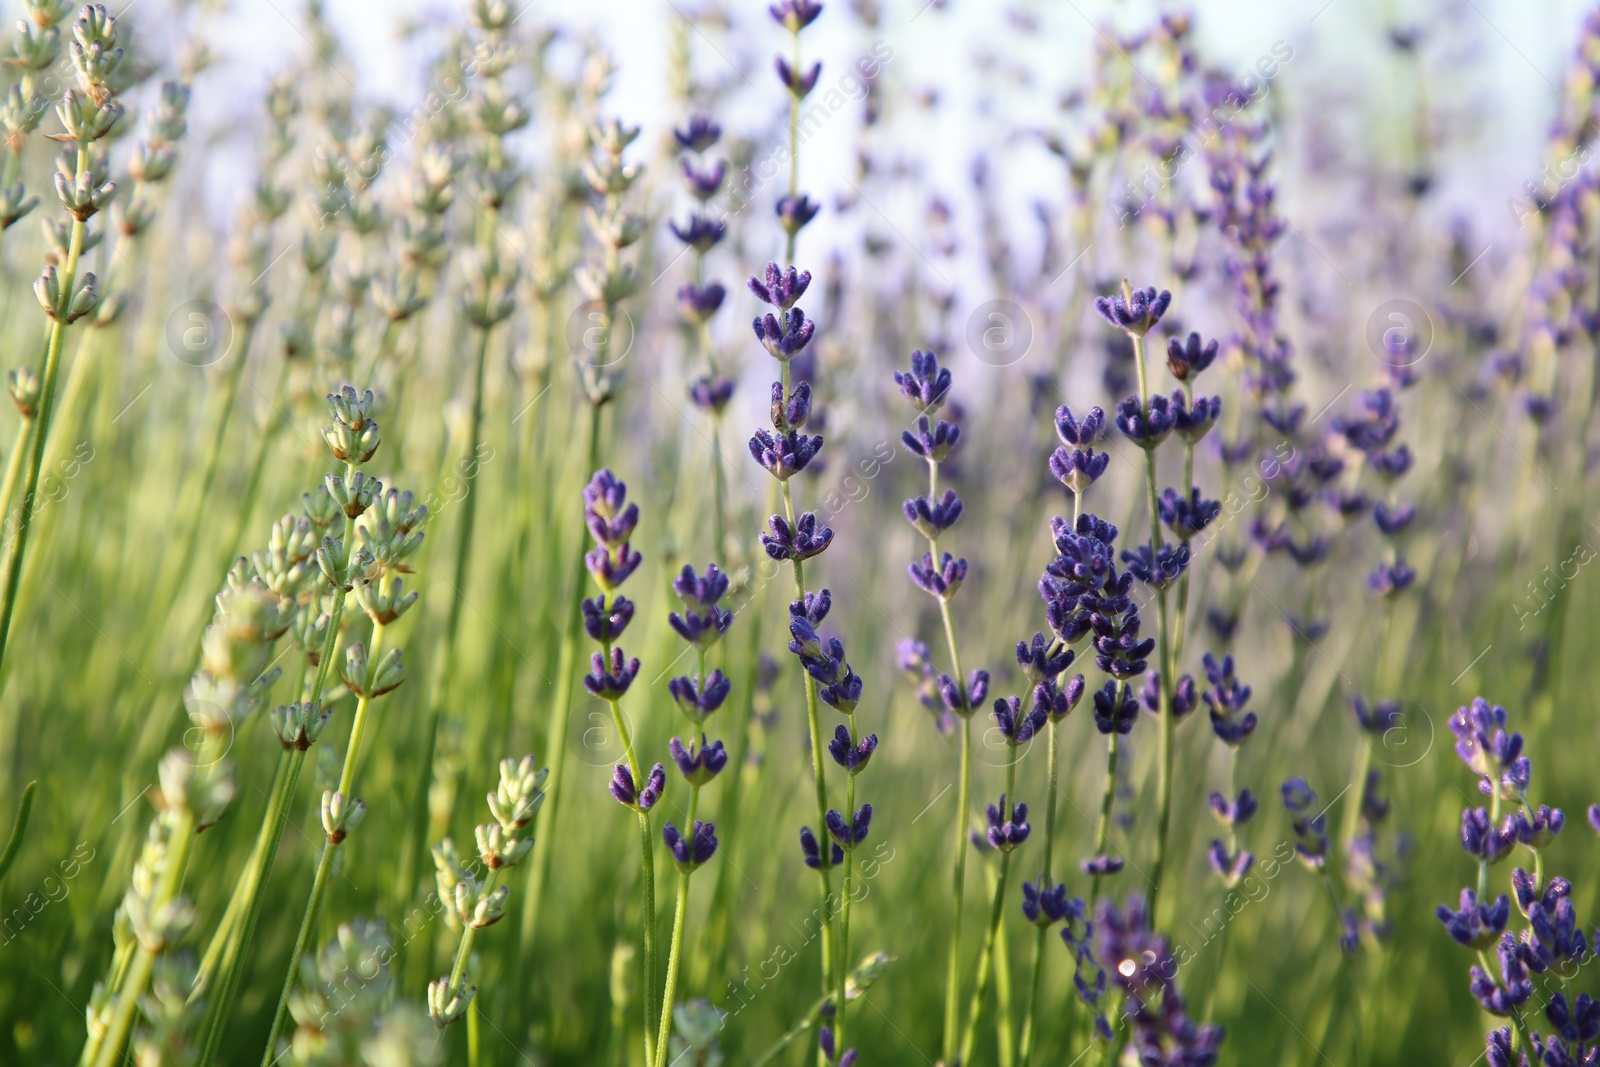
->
[1017, 717, 1060, 1067]
[1090, 729, 1121, 904]
[0, 141, 88, 690]
[654, 785, 699, 1067]
[959, 765, 1017, 1067]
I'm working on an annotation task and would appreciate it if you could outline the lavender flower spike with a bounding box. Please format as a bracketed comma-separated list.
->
[894, 349, 953, 412]
[770, 0, 824, 32]
[748, 262, 812, 309]
[663, 820, 719, 870]
[986, 795, 1030, 851]
[753, 307, 816, 361]
[610, 762, 665, 812]
[1093, 284, 1172, 336]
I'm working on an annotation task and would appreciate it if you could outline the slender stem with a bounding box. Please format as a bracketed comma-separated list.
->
[1017, 716, 1061, 1067]
[959, 765, 1017, 1067]
[601, 644, 655, 1067]
[749, 988, 835, 1067]
[1090, 730, 1121, 904]
[784, 29, 801, 266]
[1128, 310, 1177, 921]
[0, 416, 34, 598]
[835, 710, 859, 1056]
[0, 141, 88, 688]
[654, 784, 699, 1067]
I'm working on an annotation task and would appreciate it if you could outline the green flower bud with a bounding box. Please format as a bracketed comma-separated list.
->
[51, 89, 121, 144]
[452, 877, 508, 929]
[487, 756, 546, 831]
[427, 976, 474, 1028]
[9, 22, 61, 74]
[0, 182, 39, 229]
[271, 700, 331, 751]
[321, 790, 365, 844]
[474, 822, 532, 870]
[123, 890, 195, 953]
[302, 485, 341, 528]
[53, 166, 114, 220]
[574, 263, 638, 305]
[342, 642, 405, 698]
[354, 577, 418, 626]
[301, 228, 339, 273]
[326, 470, 382, 518]
[8, 366, 40, 418]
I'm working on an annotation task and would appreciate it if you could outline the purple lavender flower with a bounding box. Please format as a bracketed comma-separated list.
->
[674, 115, 722, 153]
[937, 669, 989, 718]
[1081, 854, 1123, 875]
[1436, 889, 1511, 950]
[799, 825, 843, 869]
[689, 375, 735, 412]
[1449, 697, 1524, 783]
[670, 213, 726, 252]
[790, 588, 832, 625]
[1122, 542, 1190, 590]
[1468, 933, 1533, 1016]
[609, 762, 665, 811]
[1165, 331, 1219, 381]
[902, 414, 961, 462]
[584, 648, 640, 699]
[1524, 896, 1590, 971]
[1093, 285, 1172, 336]
[749, 262, 812, 309]
[581, 595, 634, 643]
[775, 55, 823, 98]
[1207, 841, 1254, 884]
[817, 1027, 857, 1067]
[1050, 446, 1110, 494]
[1510, 806, 1564, 849]
[909, 551, 967, 600]
[667, 671, 731, 719]
[770, 380, 812, 431]
[1373, 502, 1417, 536]
[828, 724, 877, 773]
[761, 512, 833, 561]
[1460, 808, 1517, 864]
[1350, 696, 1402, 735]
[749, 427, 824, 480]
[681, 158, 727, 200]
[584, 470, 639, 545]
[1545, 992, 1600, 1045]
[1281, 778, 1329, 869]
[669, 565, 735, 649]
[824, 805, 872, 849]
[669, 736, 728, 785]
[663, 820, 719, 870]
[585, 542, 643, 592]
[1020, 879, 1079, 927]
[769, 0, 823, 32]
[1203, 653, 1257, 747]
[1141, 671, 1197, 719]
[753, 308, 816, 361]
[1208, 788, 1257, 827]
[1092, 681, 1138, 735]
[992, 694, 1048, 745]
[787, 619, 864, 713]
[679, 282, 727, 326]
[1115, 393, 1177, 448]
[895, 350, 952, 412]
[776, 193, 820, 234]
[1016, 632, 1074, 685]
[1368, 558, 1417, 595]
[1158, 486, 1221, 540]
[985, 794, 1030, 850]
[1055, 404, 1106, 446]
[903, 489, 963, 539]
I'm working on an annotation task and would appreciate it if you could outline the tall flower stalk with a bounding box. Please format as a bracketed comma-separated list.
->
[0, 2, 117, 691]
[770, 0, 823, 265]
[655, 563, 734, 1065]
[585, 468, 662, 1065]
[261, 388, 424, 1065]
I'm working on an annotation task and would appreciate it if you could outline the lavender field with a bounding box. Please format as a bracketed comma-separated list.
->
[0, 0, 1593, 1064]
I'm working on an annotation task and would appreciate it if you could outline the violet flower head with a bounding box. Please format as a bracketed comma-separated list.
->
[1373, 502, 1417, 536]
[1115, 393, 1176, 448]
[1050, 445, 1110, 494]
[1081, 854, 1124, 876]
[1469, 932, 1533, 1016]
[828, 724, 877, 773]
[761, 511, 833, 561]
[749, 262, 812, 309]
[1207, 841, 1254, 884]
[1159, 486, 1221, 540]
[776, 193, 820, 235]
[1165, 331, 1219, 381]
[992, 694, 1047, 746]
[679, 282, 727, 326]
[674, 115, 722, 153]
[895, 349, 952, 413]
[581, 594, 634, 643]
[1021, 880, 1081, 928]
[663, 820, 719, 870]
[1172, 392, 1221, 443]
[1093, 284, 1172, 336]
[771, 380, 813, 431]
[825, 804, 872, 849]
[1461, 807, 1517, 864]
[1448, 696, 1524, 783]
[585, 541, 643, 593]
[775, 56, 823, 98]
[799, 825, 842, 869]
[985, 794, 1030, 851]
[749, 427, 824, 480]
[909, 551, 967, 600]
[937, 668, 989, 718]
[1545, 991, 1600, 1046]
[1436, 888, 1511, 950]
[1016, 632, 1074, 685]
[818, 1027, 857, 1067]
[1351, 696, 1402, 735]
[667, 670, 731, 720]
[1142, 671, 1198, 719]
[670, 213, 726, 252]
[609, 762, 665, 812]
[790, 588, 832, 626]
[902, 413, 961, 462]
[1281, 778, 1329, 869]
[669, 564, 735, 649]
[1208, 788, 1257, 827]
[1368, 558, 1416, 596]
[1092, 680, 1138, 735]
[584, 469, 639, 545]
[1122, 541, 1190, 590]
[903, 489, 963, 539]
[752, 307, 816, 361]
[1203, 652, 1257, 747]
[1055, 404, 1106, 446]
[788, 619, 864, 713]
[689, 375, 736, 412]
[584, 648, 640, 700]
[669, 736, 728, 786]
[1524, 896, 1590, 971]
[770, 0, 823, 32]
[681, 158, 727, 200]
